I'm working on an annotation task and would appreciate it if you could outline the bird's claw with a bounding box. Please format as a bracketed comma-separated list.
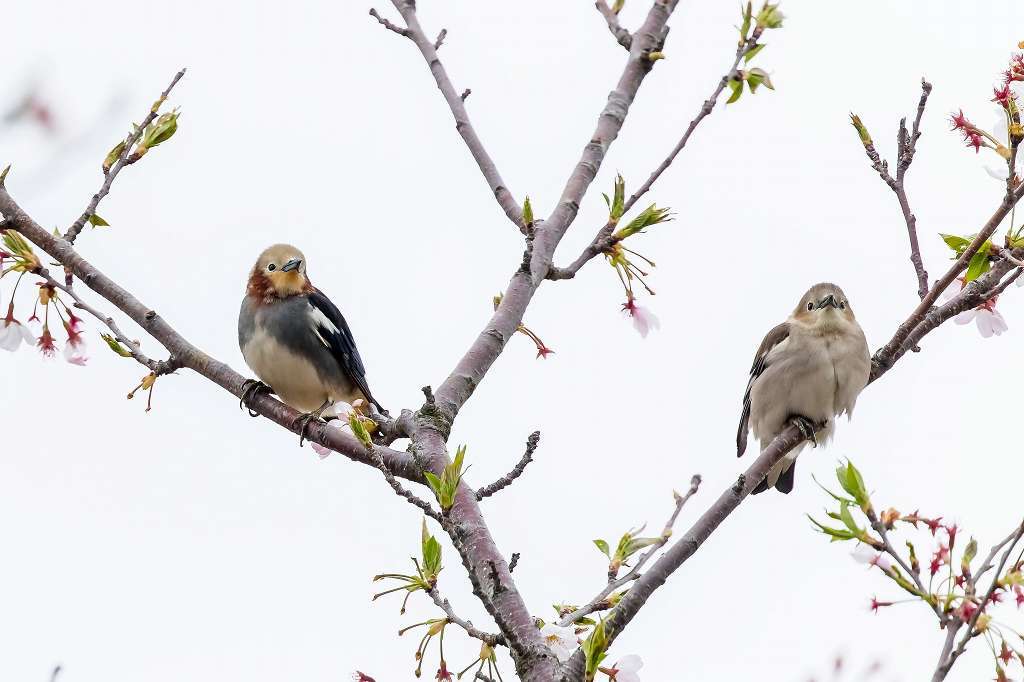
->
[790, 416, 818, 447]
[240, 379, 272, 417]
[294, 400, 332, 447]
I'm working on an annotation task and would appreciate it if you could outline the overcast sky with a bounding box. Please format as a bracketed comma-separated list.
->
[3, 2, 1024, 681]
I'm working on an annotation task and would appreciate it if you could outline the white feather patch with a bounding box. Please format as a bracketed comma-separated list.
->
[309, 304, 339, 348]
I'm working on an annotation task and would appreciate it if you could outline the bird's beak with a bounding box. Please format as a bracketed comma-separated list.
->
[816, 294, 839, 310]
[281, 258, 302, 273]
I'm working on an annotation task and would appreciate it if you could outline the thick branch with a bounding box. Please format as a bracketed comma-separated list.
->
[476, 431, 540, 500]
[871, 184, 1024, 380]
[548, 35, 755, 281]
[0, 187, 421, 482]
[376, 2, 524, 230]
[65, 69, 186, 244]
[595, 1, 632, 50]
[391, 5, 681, 679]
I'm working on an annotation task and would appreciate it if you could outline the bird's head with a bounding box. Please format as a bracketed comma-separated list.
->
[247, 244, 313, 303]
[791, 282, 858, 331]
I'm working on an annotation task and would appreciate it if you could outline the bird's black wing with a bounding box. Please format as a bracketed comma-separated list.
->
[307, 288, 384, 412]
[737, 321, 790, 457]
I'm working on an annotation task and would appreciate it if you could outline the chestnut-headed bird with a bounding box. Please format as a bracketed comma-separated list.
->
[737, 283, 870, 494]
[238, 244, 383, 441]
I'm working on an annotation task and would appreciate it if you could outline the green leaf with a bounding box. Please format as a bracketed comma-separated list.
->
[835, 460, 870, 510]
[811, 473, 855, 505]
[424, 471, 443, 497]
[614, 203, 673, 239]
[746, 67, 774, 92]
[738, 2, 753, 39]
[88, 213, 110, 227]
[838, 501, 862, 535]
[522, 196, 534, 227]
[962, 537, 978, 572]
[0, 164, 9, 184]
[347, 412, 373, 448]
[581, 618, 608, 681]
[755, 3, 785, 29]
[623, 536, 661, 559]
[611, 0, 625, 13]
[726, 78, 744, 104]
[606, 174, 625, 222]
[100, 333, 134, 358]
[807, 515, 858, 542]
[849, 113, 873, 146]
[593, 539, 610, 558]
[940, 233, 973, 254]
[964, 250, 991, 283]
[744, 43, 765, 63]
[103, 140, 126, 171]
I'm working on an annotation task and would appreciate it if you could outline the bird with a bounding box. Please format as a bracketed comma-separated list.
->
[238, 244, 384, 442]
[736, 282, 870, 494]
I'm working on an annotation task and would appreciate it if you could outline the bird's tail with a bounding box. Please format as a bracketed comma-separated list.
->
[751, 445, 804, 495]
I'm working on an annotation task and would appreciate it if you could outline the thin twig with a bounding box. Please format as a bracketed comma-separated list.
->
[622, 38, 758, 216]
[428, 588, 503, 646]
[376, 1, 524, 229]
[368, 8, 409, 37]
[548, 38, 759, 280]
[476, 431, 540, 500]
[433, 28, 447, 50]
[595, 0, 632, 50]
[856, 79, 932, 300]
[65, 69, 186, 244]
[558, 474, 701, 626]
[866, 508, 942, 619]
[935, 519, 1024, 680]
[563, 422, 817, 677]
[39, 269, 178, 374]
[368, 446, 446, 525]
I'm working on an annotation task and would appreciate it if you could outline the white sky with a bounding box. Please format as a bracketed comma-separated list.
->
[3, 2, 1024, 681]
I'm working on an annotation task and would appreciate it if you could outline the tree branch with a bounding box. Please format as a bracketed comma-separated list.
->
[476, 431, 540, 500]
[558, 474, 701, 627]
[855, 79, 932, 300]
[548, 35, 757, 281]
[0, 186, 422, 483]
[595, 1, 632, 50]
[375, 1, 524, 230]
[65, 68, 186, 244]
[562, 422, 816, 678]
[428, 588, 504, 646]
[932, 519, 1024, 681]
[368, 8, 409, 37]
[871, 184, 1024, 380]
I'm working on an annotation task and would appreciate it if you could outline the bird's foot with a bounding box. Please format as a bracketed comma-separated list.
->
[240, 380, 272, 417]
[789, 415, 818, 447]
[294, 400, 332, 447]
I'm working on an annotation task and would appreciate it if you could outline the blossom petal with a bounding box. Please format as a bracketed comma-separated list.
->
[0, 324, 21, 351]
[615, 655, 643, 673]
[954, 310, 977, 325]
[311, 420, 346, 459]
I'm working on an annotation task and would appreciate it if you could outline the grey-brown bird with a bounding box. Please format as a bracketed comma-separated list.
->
[736, 283, 870, 494]
[238, 244, 384, 441]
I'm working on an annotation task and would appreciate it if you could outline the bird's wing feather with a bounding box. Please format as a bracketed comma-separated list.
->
[307, 289, 382, 411]
[737, 321, 790, 457]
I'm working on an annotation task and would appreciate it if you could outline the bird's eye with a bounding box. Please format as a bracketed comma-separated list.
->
[267, 264, 276, 271]
[806, 302, 814, 311]
[839, 301, 847, 310]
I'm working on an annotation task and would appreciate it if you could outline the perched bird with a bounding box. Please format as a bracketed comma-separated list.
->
[238, 244, 384, 441]
[736, 283, 870, 494]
